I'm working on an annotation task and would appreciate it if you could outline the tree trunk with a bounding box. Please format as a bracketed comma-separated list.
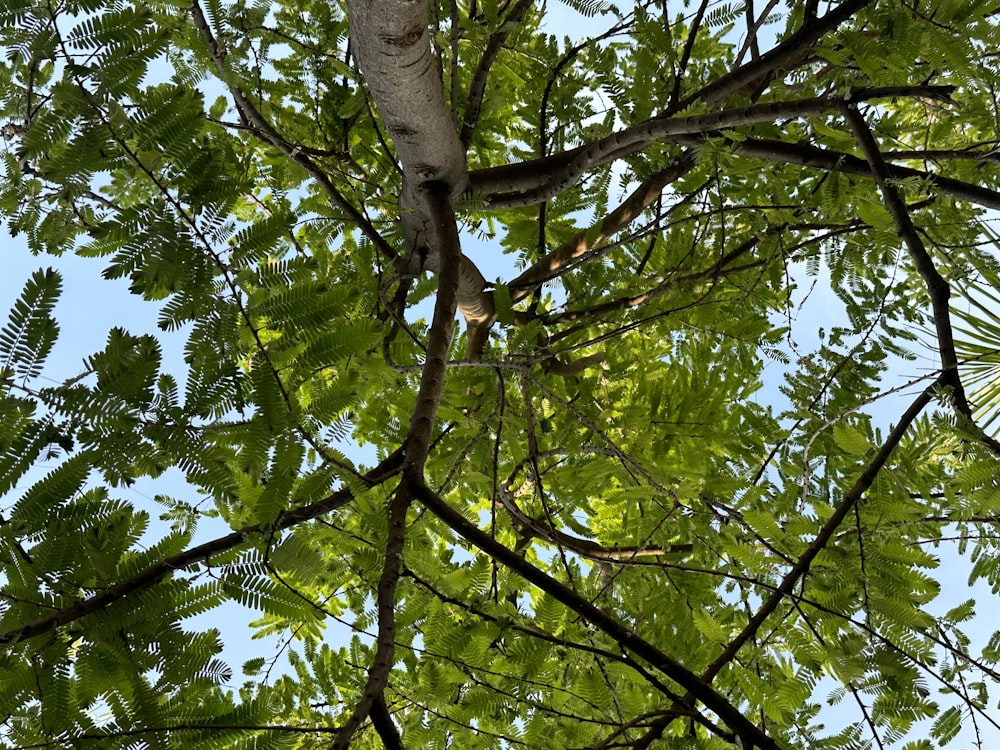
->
[347, 0, 495, 354]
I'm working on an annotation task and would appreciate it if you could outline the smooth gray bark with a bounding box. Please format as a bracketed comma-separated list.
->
[345, 0, 890, 359]
[347, 0, 495, 355]
[346, 0, 466, 192]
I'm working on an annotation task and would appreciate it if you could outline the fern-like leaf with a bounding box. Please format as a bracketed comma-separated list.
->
[555, 0, 612, 18]
[0, 268, 61, 380]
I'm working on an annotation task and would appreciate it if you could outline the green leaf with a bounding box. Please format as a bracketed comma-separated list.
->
[0, 267, 61, 380]
[493, 281, 514, 325]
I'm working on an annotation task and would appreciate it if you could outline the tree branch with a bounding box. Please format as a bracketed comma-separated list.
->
[346, 0, 495, 356]
[841, 103, 966, 405]
[404, 182, 463, 472]
[536, 226, 784, 327]
[412, 479, 785, 750]
[842, 104, 1000, 455]
[495, 481, 692, 560]
[699, 384, 935, 684]
[326, 178, 463, 747]
[506, 152, 697, 298]
[370, 692, 405, 750]
[669, 0, 710, 110]
[460, 0, 535, 146]
[666, 133, 1000, 211]
[469, 0, 876, 202]
[326, 178, 465, 747]
[346, 0, 467, 193]
[472, 87, 953, 207]
[0, 450, 405, 646]
[329, 488, 409, 750]
[676, 0, 871, 108]
[190, 0, 397, 261]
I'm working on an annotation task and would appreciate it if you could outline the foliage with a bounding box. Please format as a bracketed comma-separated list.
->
[1, 0, 1000, 748]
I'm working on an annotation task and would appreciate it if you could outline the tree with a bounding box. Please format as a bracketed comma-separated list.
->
[2, 0, 1000, 746]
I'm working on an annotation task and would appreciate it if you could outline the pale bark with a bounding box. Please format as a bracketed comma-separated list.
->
[347, 0, 885, 360]
[506, 153, 697, 298]
[471, 86, 953, 207]
[338, 11, 483, 746]
[347, 0, 495, 355]
[346, 0, 466, 192]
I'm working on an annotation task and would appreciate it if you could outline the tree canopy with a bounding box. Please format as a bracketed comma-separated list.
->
[3, 0, 1000, 747]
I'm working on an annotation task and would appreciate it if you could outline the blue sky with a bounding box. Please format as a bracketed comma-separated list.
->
[0, 232, 288, 674]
